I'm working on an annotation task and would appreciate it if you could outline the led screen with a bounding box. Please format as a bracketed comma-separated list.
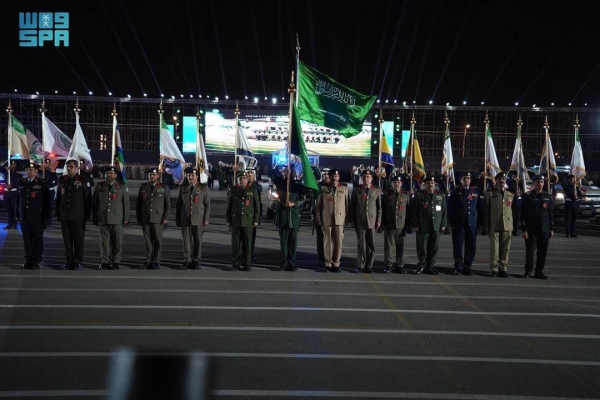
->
[182, 109, 372, 157]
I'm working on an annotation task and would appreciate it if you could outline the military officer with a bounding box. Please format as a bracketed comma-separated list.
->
[521, 175, 554, 279]
[270, 168, 306, 271]
[412, 175, 447, 275]
[313, 171, 331, 264]
[246, 167, 262, 262]
[176, 167, 210, 270]
[226, 171, 260, 271]
[448, 171, 480, 275]
[92, 166, 130, 270]
[381, 175, 410, 273]
[483, 172, 514, 277]
[349, 170, 381, 273]
[56, 159, 92, 270]
[563, 174, 581, 238]
[136, 167, 170, 269]
[316, 169, 349, 272]
[17, 162, 51, 269]
[2, 161, 21, 229]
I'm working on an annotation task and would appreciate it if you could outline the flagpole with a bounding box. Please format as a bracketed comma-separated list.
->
[295, 33, 301, 108]
[544, 116, 550, 192]
[410, 112, 416, 195]
[444, 112, 450, 190]
[484, 112, 489, 186]
[40, 98, 47, 179]
[378, 109, 383, 188]
[195, 108, 201, 170]
[574, 115, 581, 188]
[6, 101, 12, 186]
[234, 101, 240, 171]
[286, 71, 295, 214]
[158, 100, 164, 179]
[111, 103, 117, 167]
[516, 115, 524, 194]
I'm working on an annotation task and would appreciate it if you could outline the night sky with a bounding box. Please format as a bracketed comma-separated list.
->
[2, 0, 600, 107]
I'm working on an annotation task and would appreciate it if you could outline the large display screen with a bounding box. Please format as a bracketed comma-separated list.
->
[181, 109, 372, 157]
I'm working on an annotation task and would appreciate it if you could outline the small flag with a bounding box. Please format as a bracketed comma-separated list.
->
[159, 115, 185, 184]
[485, 125, 501, 178]
[66, 113, 93, 173]
[42, 114, 72, 157]
[113, 115, 126, 182]
[9, 115, 43, 163]
[509, 129, 528, 192]
[570, 126, 586, 183]
[380, 130, 395, 178]
[441, 126, 455, 184]
[235, 120, 257, 170]
[539, 132, 558, 184]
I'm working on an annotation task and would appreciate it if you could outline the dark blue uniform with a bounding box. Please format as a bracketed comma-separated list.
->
[521, 190, 554, 278]
[448, 185, 480, 273]
[17, 177, 52, 268]
[1, 167, 21, 229]
[563, 183, 582, 237]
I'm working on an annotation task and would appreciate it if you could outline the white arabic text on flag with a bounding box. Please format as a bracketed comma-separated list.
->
[66, 113, 93, 173]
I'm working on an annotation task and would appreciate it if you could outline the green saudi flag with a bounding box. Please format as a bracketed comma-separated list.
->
[9, 115, 43, 162]
[290, 104, 319, 191]
[296, 60, 376, 138]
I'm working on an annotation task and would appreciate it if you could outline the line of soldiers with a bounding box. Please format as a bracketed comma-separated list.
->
[9, 159, 554, 280]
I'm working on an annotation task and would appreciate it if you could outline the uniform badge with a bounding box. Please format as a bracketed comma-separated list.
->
[468, 194, 473, 201]
[542, 202, 547, 208]
[245, 200, 250, 206]
[436, 195, 442, 201]
[61, 188, 65, 195]
[111, 193, 117, 200]
[361, 194, 367, 199]
[193, 196, 199, 203]
[143, 194, 148, 201]
[31, 191, 36, 199]
[398, 205, 404, 210]
[74, 181, 82, 188]
[328, 196, 333, 202]
[423, 203, 428, 209]
[507, 200, 512, 206]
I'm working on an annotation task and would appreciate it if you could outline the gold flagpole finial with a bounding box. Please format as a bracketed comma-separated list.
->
[235, 101, 240, 117]
[74, 98, 80, 114]
[574, 114, 580, 130]
[544, 115, 549, 130]
[484, 112, 490, 126]
[6, 100, 12, 115]
[410, 111, 416, 125]
[196, 107, 202, 120]
[111, 103, 117, 117]
[517, 114, 523, 128]
[379, 108, 384, 125]
[40, 98, 46, 114]
[288, 71, 296, 95]
[158, 99, 164, 116]
[444, 112, 450, 127]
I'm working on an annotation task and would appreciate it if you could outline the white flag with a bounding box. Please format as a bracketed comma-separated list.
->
[235, 120, 257, 170]
[8, 115, 43, 163]
[159, 115, 185, 184]
[66, 113, 93, 173]
[196, 123, 209, 184]
[509, 130, 528, 192]
[42, 114, 72, 157]
[485, 125, 501, 178]
[539, 132, 558, 184]
[441, 126, 455, 184]
[570, 127, 586, 182]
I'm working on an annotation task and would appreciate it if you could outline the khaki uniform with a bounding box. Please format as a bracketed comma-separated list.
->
[412, 190, 447, 269]
[93, 181, 130, 265]
[316, 183, 349, 268]
[381, 189, 409, 268]
[350, 185, 382, 270]
[176, 182, 210, 264]
[136, 182, 170, 265]
[227, 185, 260, 267]
[483, 188, 514, 272]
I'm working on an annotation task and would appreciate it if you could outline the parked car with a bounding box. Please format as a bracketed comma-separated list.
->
[527, 166, 600, 216]
[266, 164, 321, 220]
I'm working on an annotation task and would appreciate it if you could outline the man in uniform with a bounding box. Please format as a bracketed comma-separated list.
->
[79, 160, 95, 188]
[226, 171, 260, 271]
[2, 161, 20, 229]
[136, 167, 170, 269]
[17, 162, 51, 269]
[314, 170, 330, 265]
[270, 167, 306, 271]
[448, 171, 480, 275]
[316, 169, 349, 272]
[246, 167, 262, 262]
[563, 174, 581, 238]
[56, 159, 92, 270]
[507, 171, 522, 236]
[521, 175, 554, 279]
[483, 172, 514, 277]
[92, 166, 130, 270]
[176, 167, 210, 270]
[381, 175, 410, 273]
[412, 175, 447, 275]
[350, 170, 381, 273]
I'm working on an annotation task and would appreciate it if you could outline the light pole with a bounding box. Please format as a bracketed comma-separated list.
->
[462, 123, 470, 158]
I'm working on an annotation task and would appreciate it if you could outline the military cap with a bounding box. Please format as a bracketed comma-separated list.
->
[103, 166, 117, 173]
[532, 174, 545, 182]
[328, 169, 341, 176]
[495, 172, 507, 179]
[245, 167, 256, 172]
[390, 175, 403, 182]
[25, 162, 40, 170]
[147, 167, 159, 174]
[184, 167, 199, 174]
[567, 174, 575, 179]
[460, 171, 472, 179]
[65, 159, 78, 167]
[423, 175, 436, 183]
[361, 169, 372, 176]
[236, 171, 248, 179]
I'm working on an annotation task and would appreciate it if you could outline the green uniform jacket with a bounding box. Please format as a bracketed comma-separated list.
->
[92, 181, 130, 225]
[483, 188, 514, 232]
[316, 183, 349, 226]
[412, 190, 447, 232]
[274, 190, 306, 229]
[56, 174, 92, 222]
[227, 185, 260, 227]
[381, 189, 410, 230]
[136, 182, 170, 224]
[176, 182, 210, 227]
[350, 185, 382, 228]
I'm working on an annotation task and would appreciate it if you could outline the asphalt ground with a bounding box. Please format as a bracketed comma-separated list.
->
[1, 180, 599, 399]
